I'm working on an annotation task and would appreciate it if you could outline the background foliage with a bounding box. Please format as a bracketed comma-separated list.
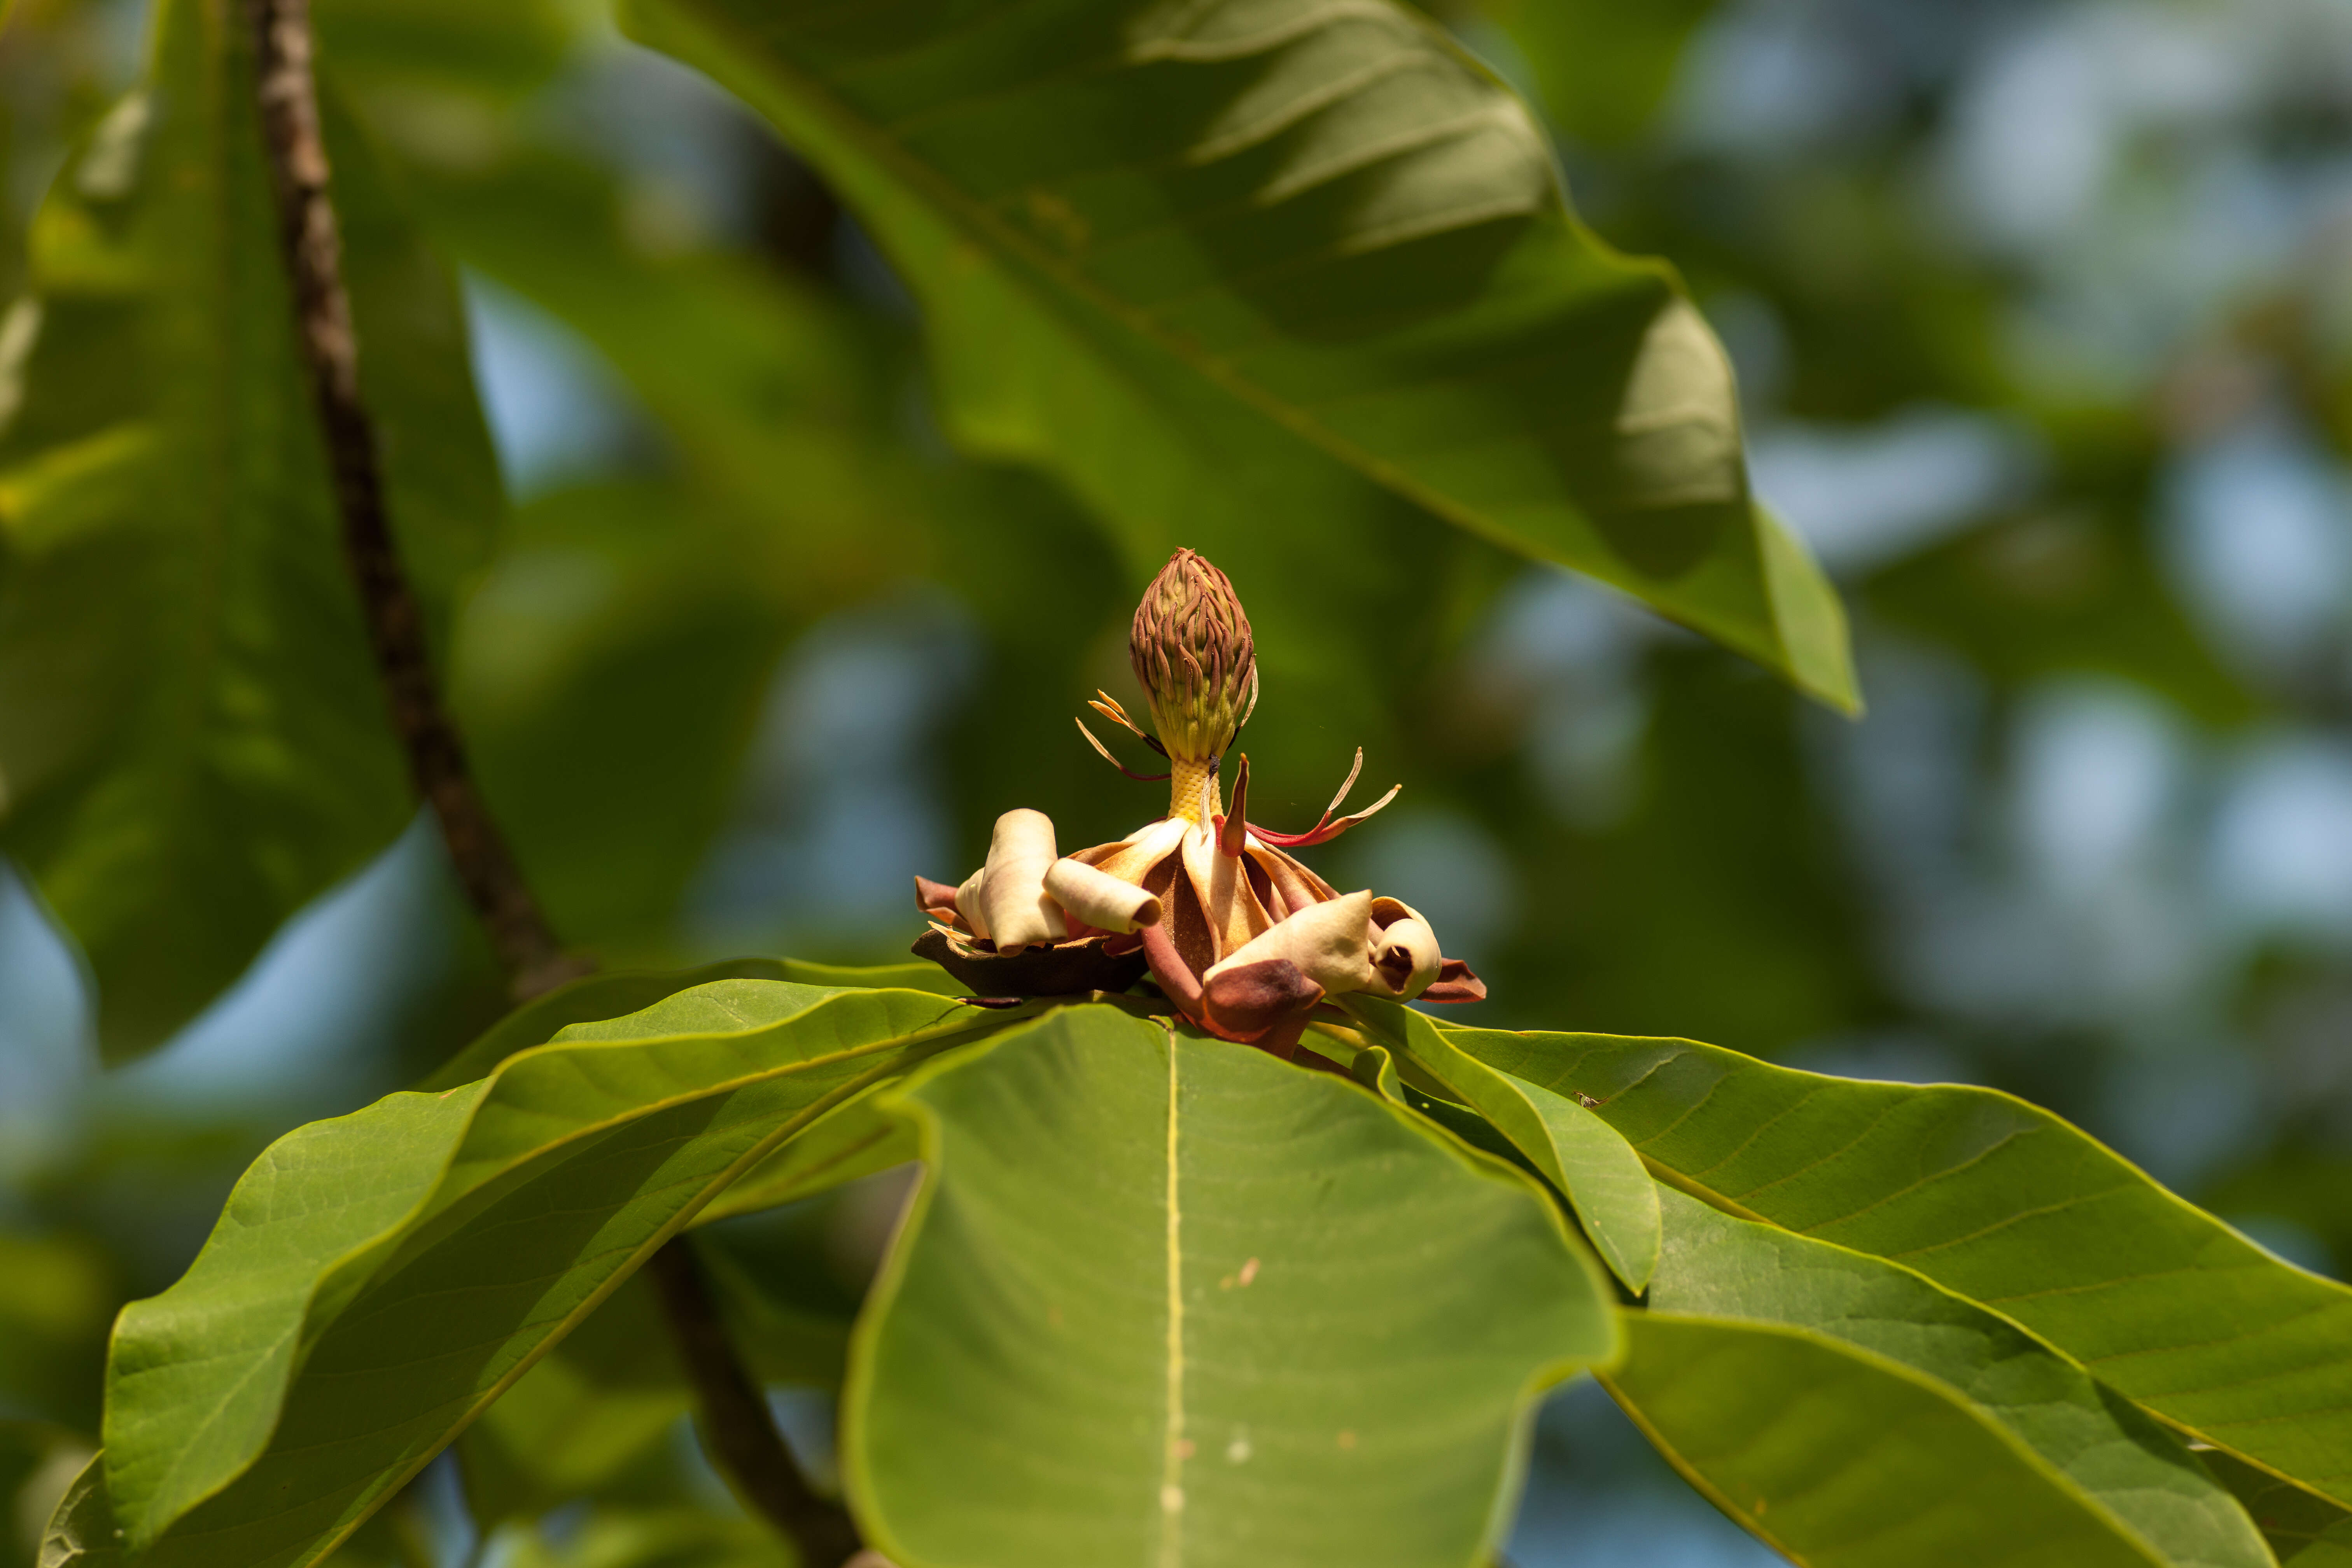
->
[4, 0, 2352, 1563]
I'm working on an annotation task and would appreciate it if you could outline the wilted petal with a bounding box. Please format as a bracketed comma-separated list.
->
[1073, 814, 1188, 885]
[1045, 857, 1162, 933]
[1183, 820, 1272, 966]
[1205, 889, 1376, 996]
[1201, 957, 1324, 1041]
[977, 808, 1068, 954]
[915, 875, 962, 924]
[1374, 912, 1439, 1001]
[954, 867, 990, 941]
[1421, 958, 1488, 1004]
[1244, 840, 1341, 913]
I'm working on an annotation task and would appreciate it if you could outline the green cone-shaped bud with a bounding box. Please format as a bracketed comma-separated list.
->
[1130, 549, 1256, 771]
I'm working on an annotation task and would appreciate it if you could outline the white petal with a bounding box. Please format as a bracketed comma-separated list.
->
[1045, 858, 1162, 933]
[1204, 889, 1376, 996]
[1370, 917, 1443, 999]
[954, 868, 991, 940]
[977, 808, 1068, 954]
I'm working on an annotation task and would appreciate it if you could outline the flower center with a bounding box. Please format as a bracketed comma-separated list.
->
[1168, 754, 1223, 826]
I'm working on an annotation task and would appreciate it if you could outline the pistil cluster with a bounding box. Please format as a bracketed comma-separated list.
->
[914, 549, 1483, 1055]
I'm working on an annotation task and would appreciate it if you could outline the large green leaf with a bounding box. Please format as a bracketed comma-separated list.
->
[0, 0, 500, 1059]
[620, 0, 1857, 714]
[1439, 1023, 2352, 1510]
[845, 1004, 1616, 1568]
[1351, 996, 1660, 1292]
[1611, 1314, 2184, 1568]
[1624, 1185, 2270, 1568]
[97, 979, 1018, 1567]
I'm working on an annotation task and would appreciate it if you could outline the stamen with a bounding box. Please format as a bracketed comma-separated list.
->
[1076, 718, 1172, 782]
[1248, 746, 1402, 847]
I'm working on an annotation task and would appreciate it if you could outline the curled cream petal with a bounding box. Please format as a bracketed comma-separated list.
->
[954, 868, 991, 941]
[1045, 857, 1163, 933]
[978, 808, 1067, 954]
[1371, 917, 1443, 999]
[1205, 889, 1376, 996]
[1073, 814, 1189, 885]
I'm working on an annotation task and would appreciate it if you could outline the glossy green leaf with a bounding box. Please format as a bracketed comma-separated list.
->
[1442, 1022, 2352, 1510]
[1352, 996, 1661, 1292]
[98, 979, 1018, 1567]
[0, 0, 500, 1059]
[1611, 1314, 2182, 1568]
[846, 1004, 1616, 1568]
[621, 0, 1857, 713]
[1631, 1185, 2269, 1568]
[417, 956, 964, 1091]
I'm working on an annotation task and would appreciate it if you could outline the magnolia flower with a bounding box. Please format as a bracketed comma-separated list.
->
[913, 549, 1484, 1054]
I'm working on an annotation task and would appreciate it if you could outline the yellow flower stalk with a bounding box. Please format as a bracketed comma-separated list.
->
[915, 549, 1483, 1054]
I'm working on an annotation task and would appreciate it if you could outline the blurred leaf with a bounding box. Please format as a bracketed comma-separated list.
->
[2200, 1145, 2352, 1282]
[404, 145, 922, 591]
[457, 1276, 692, 1526]
[315, 0, 575, 106]
[500, 1506, 789, 1568]
[452, 483, 798, 955]
[1470, 648, 1876, 1046]
[0, 1234, 112, 1430]
[1444, 1023, 2352, 1511]
[1485, 0, 1718, 147]
[0, 1, 499, 1060]
[1610, 1313, 2196, 1568]
[402, 145, 941, 951]
[622, 0, 1858, 715]
[1866, 506, 2254, 727]
[847, 1005, 1617, 1568]
[98, 979, 1013, 1566]
[1356, 995, 1661, 1292]
[1624, 1185, 2270, 1567]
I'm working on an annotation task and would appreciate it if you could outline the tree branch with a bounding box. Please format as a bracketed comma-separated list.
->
[243, 0, 582, 1002]
[242, 7, 865, 1561]
[645, 1242, 864, 1563]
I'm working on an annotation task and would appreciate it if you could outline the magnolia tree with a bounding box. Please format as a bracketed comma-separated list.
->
[8, 1, 2352, 1567]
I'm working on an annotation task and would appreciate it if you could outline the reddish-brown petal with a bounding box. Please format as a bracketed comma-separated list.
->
[1419, 959, 1488, 1004]
[1139, 919, 1204, 1013]
[914, 875, 962, 919]
[1245, 840, 1342, 910]
[1214, 754, 1251, 858]
[1201, 958, 1324, 1043]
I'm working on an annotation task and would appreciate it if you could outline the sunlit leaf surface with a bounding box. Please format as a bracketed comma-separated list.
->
[1620, 1186, 2270, 1568]
[1444, 1024, 2352, 1511]
[98, 980, 1003, 1566]
[1355, 996, 1661, 1292]
[848, 1004, 1617, 1568]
